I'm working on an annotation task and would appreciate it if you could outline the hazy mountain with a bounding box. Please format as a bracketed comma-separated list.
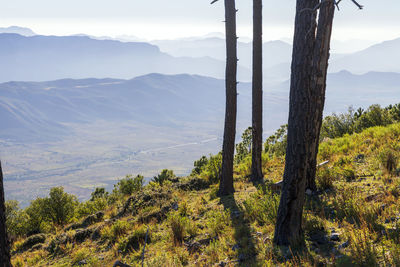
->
[152, 37, 292, 69]
[331, 38, 400, 74]
[0, 33, 251, 83]
[0, 26, 35, 36]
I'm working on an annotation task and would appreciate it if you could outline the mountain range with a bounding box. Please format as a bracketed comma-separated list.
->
[0, 33, 251, 83]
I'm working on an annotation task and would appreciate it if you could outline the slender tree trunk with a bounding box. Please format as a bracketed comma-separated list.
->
[219, 0, 237, 196]
[251, 0, 264, 183]
[306, 0, 335, 192]
[0, 162, 12, 267]
[273, 0, 319, 246]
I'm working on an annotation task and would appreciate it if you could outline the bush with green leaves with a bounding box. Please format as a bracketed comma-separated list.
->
[204, 153, 222, 183]
[191, 156, 209, 175]
[118, 225, 149, 253]
[235, 127, 252, 164]
[378, 147, 398, 174]
[75, 197, 107, 219]
[316, 167, 336, 190]
[113, 174, 144, 196]
[42, 187, 78, 226]
[168, 212, 188, 245]
[101, 220, 130, 242]
[90, 187, 108, 201]
[321, 104, 400, 139]
[264, 124, 287, 157]
[5, 200, 28, 237]
[152, 169, 175, 185]
[25, 197, 48, 234]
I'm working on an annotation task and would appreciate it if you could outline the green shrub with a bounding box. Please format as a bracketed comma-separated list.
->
[203, 153, 222, 184]
[303, 213, 326, 236]
[113, 174, 144, 196]
[264, 124, 287, 157]
[168, 212, 187, 245]
[5, 200, 28, 237]
[118, 225, 149, 253]
[379, 148, 398, 173]
[332, 186, 379, 228]
[76, 197, 107, 219]
[347, 227, 379, 267]
[316, 167, 336, 190]
[152, 169, 175, 185]
[191, 156, 209, 175]
[206, 209, 231, 237]
[102, 220, 130, 242]
[90, 187, 108, 201]
[42, 187, 78, 226]
[243, 186, 279, 226]
[235, 127, 252, 164]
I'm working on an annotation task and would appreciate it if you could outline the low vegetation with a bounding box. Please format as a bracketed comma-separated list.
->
[6, 104, 400, 266]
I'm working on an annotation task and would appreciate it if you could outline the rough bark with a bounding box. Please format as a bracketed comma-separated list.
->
[0, 161, 12, 267]
[251, 0, 264, 183]
[306, 0, 335, 192]
[273, 0, 319, 246]
[219, 0, 237, 196]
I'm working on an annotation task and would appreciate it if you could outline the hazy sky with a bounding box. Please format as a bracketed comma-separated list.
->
[1, 0, 399, 42]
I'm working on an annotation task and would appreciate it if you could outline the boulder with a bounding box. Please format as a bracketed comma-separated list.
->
[21, 234, 46, 251]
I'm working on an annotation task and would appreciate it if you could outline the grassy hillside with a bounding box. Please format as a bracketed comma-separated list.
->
[9, 122, 400, 266]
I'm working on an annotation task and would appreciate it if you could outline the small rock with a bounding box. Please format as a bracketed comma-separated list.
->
[77, 260, 87, 266]
[385, 218, 391, 224]
[338, 241, 349, 249]
[309, 232, 328, 245]
[330, 233, 340, 241]
[171, 202, 179, 211]
[355, 154, 365, 163]
[306, 189, 313, 196]
[21, 234, 46, 252]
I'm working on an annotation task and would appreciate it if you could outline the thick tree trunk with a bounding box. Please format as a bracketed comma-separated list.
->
[0, 162, 12, 267]
[251, 0, 264, 183]
[219, 0, 237, 196]
[306, 0, 335, 192]
[273, 0, 319, 246]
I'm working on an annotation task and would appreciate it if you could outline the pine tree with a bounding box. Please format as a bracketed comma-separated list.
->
[251, 0, 264, 183]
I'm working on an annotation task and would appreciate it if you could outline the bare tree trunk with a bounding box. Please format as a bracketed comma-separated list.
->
[306, 0, 335, 192]
[219, 0, 238, 196]
[0, 162, 12, 267]
[273, 0, 319, 246]
[251, 0, 264, 183]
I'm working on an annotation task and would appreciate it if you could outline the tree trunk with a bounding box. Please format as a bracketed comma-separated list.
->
[0, 162, 12, 267]
[306, 0, 335, 192]
[251, 0, 264, 183]
[273, 0, 319, 246]
[219, 0, 237, 196]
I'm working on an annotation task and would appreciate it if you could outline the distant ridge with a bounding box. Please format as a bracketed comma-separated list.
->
[0, 26, 35, 36]
[0, 33, 251, 83]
